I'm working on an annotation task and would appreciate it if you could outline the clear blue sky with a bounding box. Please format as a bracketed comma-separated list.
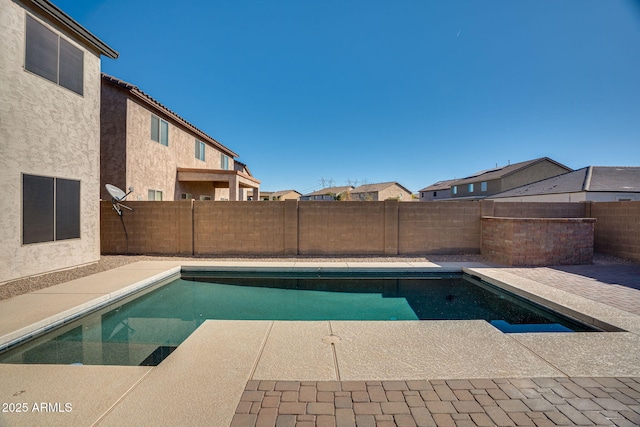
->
[54, 0, 640, 194]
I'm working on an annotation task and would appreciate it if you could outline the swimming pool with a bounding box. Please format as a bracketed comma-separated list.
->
[0, 272, 599, 366]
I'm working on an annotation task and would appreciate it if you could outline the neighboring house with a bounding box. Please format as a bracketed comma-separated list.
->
[449, 157, 572, 200]
[261, 190, 302, 201]
[490, 166, 640, 202]
[0, 0, 118, 283]
[101, 74, 260, 202]
[419, 179, 458, 201]
[351, 182, 413, 201]
[301, 186, 354, 201]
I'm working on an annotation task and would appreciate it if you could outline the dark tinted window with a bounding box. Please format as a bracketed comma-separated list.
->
[59, 38, 83, 95]
[23, 175, 55, 244]
[24, 15, 84, 95]
[56, 178, 80, 240]
[25, 15, 58, 84]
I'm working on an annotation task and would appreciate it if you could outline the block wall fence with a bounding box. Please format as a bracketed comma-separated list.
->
[100, 200, 640, 264]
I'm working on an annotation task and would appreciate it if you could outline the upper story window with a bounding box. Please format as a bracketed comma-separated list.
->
[25, 15, 84, 96]
[195, 140, 205, 161]
[481, 181, 487, 192]
[220, 153, 230, 170]
[468, 183, 474, 193]
[452, 186, 457, 195]
[151, 115, 168, 146]
[22, 174, 80, 245]
[148, 189, 163, 201]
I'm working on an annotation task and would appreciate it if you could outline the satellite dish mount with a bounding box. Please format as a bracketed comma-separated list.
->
[106, 184, 134, 216]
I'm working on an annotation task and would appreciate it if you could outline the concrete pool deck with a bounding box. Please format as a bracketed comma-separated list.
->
[0, 260, 639, 426]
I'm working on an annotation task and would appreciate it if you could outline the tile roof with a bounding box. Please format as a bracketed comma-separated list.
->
[351, 182, 412, 194]
[588, 166, 640, 192]
[490, 166, 640, 198]
[304, 186, 354, 197]
[102, 73, 238, 158]
[419, 179, 458, 192]
[453, 157, 571, 185]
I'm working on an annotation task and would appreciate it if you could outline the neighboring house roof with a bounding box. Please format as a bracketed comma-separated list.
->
[490, 166, 640, 198]
[31, 0, 118, 59]
[419, 179, 458, 192]
[272, 190, 302, 198]
[304, 186, 354, 196]
[102, 73, 238, 158]
[453, 157, 571, 185]
[351, 182, 412, 195]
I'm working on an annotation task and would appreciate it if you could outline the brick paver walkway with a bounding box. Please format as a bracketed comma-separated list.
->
[505, 264, 640, 315]
[232, 378, 640, 427]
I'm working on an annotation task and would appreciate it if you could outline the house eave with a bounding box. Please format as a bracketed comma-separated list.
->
[31, 0, 119, 59]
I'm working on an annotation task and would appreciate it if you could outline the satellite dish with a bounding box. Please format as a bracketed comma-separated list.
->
[106, 184, 134, 216]
[106, 184, 127, 201]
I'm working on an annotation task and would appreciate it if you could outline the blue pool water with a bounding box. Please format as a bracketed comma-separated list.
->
[0, 272, 598, 366]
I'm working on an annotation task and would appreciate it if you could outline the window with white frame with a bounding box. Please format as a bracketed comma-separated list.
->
[220, 153, 229, 170]
[180, 193, 192, 200]
[22, 174, 80, 244]
[468, 183, 474, 192]
[25, 15, 84, 95]
[148, 189, 163, 201]
[481, 181, 487, 192]
[452, 186, 457, 195]
[151, 115, 168, 146]
[199, 195, 211, 201]
[195, 140, 205, 161]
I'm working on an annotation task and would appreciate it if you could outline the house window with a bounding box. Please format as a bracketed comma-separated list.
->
[220, 153, 229, 170]
[468, 183, 474, 193]
[151, 115, 168, 146]
[22, 174, 80, 244]
[433, 191, 437, 197]
[25, 15, 84, 96]
[452, 186, 457, 195]
[148, 189, 163, 201]
[180, 193, 192, 200]
[199, 195, 211, 201]
[481, 181, 487, 192]
[195, 140, 205, 161]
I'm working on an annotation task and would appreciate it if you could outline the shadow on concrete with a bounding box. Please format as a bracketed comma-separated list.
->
[549, 263, 640, 290]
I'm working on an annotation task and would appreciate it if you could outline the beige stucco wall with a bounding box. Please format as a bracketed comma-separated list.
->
[123, 97, 235, 201]
[500, 161, 570, 192]
[0, 0, 102, 283]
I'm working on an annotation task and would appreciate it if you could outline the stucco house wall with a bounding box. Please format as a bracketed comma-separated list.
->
[100, 79, 245, 202]
[420, 189, 451, 201]
[500, 161, 570, 192]
[0, 0, 114, 283]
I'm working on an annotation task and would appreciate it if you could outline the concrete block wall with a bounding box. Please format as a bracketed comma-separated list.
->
[101, 200, 637, 263]
[101, 200, 483, 256]
[487, 201, 587, 218]
[398, 202, 481, 254]
[298, 201, 386, 255]
[193, 201, 286, 255]
[101, 201, 193, 255]
[481, 217, 595, 266]
[591, 201, 640, 263]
